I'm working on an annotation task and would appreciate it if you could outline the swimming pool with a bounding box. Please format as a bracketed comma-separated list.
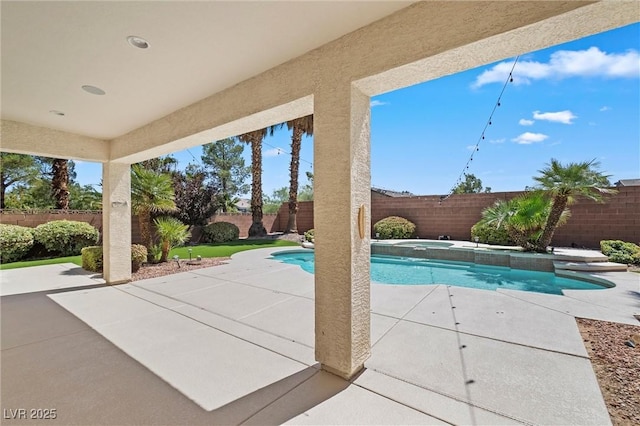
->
[271, 250, 610, 295]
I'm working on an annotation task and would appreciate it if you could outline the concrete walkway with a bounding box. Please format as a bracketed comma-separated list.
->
[2, 248, 638, 425]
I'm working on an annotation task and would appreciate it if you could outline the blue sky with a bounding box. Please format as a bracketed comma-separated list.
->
[76, 23, 639, 197]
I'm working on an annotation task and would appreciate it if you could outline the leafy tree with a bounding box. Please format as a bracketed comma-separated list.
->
[131, 165, 177, 251]
[201, 138, 250, 213]
[137, 155, 178, 174]
[533, 159, 614, 252]
[285, 115, 313, 232]
[453, 173, 491, 194]
[69, 184, 102, 210]
[0, 153, 39, 209]
[171, 165, 218, 226]
[153, 216, 190, 263]
[263, 187, 289, 214]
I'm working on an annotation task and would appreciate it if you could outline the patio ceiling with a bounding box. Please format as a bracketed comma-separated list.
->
[1, 1, 411, 141]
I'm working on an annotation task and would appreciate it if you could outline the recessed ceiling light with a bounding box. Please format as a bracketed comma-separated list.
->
[82, 85, 106, 95]
[49, 110, 65, 116]
[127, 35, 150, 49]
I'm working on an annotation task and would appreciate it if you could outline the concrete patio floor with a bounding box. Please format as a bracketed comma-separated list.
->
[2, 248, 639, 425]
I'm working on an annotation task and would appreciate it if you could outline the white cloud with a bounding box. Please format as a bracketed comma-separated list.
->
[370, 100, 388, 107]
[519, 119, 534, 126]
[263, 147, 284, 157]
[532, 110, 577, 124]
[466, 145, 477, 151]
[473, 47, 640, 87]
[512, 132, 549, 145]
[599, 106, 611, 112]
[489, 138, 506, 144]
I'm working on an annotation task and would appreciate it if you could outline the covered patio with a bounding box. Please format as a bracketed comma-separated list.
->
[2, 0, 637, 391]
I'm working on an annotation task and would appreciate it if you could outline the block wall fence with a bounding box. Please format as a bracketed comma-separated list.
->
[1, 186, 637, 249]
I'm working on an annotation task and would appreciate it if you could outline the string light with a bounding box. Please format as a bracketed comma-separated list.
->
[439, 55, 520, 204]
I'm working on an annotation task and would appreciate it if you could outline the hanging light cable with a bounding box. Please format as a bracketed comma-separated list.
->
[439, 55, 520, 204]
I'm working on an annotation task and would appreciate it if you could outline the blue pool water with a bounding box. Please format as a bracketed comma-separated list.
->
[271, 251, 609, 295]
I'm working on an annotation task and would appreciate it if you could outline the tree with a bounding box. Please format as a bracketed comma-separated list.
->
[201, 138, 249, 212]
[285, 115, 313, 232]
[453, 173, 491, 194]
[172, 165, 218, 226]
[237, 127, 279, 237]
[0, 153, 39, 209]
[263, 186, 289, 214]
[153, 216, 190, 263]
[51, 159, 70, 209]
[137, 155, 178, 174]
[533, 159, 615, 252]
[131, 165, 177, 251]
[480, 192, 569, 251]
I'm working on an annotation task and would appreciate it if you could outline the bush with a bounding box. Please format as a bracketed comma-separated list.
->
[304, 229, 315, 242]
[0, 224, 34, 263]
[81, 246, 103, 272]
[600, 240, 640, 265]
[373, 216, 416, 239]
[131, 244, 147, 272]
[471, 222, 515, 245]
[203, 222, 239, 243]
[33, 220, 99, 256]
[80, 244, 148, 273]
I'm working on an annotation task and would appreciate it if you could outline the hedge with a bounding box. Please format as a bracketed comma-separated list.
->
[0, 224, 35, 263]
[81, 244, 149, 273]
[34, 220, 99, 256]
[470, 222, 515, 246]
[203, 222, 240, 243]
[373, 216, 416, 239]
[600, 240, 640, 265]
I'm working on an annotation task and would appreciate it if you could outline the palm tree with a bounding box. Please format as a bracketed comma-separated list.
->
[285, 114, 313, 233]
[237, 126, 280, 237]
[533, 159, 615, 252]
[131, 165, 177, 252]
[480, 192, 570, 251]
[51, 159, 70, 209]
[153, 216, 191, 262]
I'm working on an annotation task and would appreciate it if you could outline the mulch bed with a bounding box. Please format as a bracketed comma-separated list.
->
[577, 318, 640, 426]
[131, 257, 230, 281]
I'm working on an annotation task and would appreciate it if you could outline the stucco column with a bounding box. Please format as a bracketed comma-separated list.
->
[314, 83, 371, 379]
[102, 162, 131, 284]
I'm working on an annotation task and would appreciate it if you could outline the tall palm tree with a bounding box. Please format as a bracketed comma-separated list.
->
[533, 159, 615, 252]
[131, 165, 177, 251]
[285, 114, 313, 233]
[237, 126, 280, 237]
[51, 159, 70, 209]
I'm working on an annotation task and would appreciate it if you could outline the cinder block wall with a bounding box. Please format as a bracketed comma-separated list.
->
[276, 186, 639, 249]
[2, 186, 637, 249]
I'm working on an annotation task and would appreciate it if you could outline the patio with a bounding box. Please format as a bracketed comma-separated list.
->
[2, 247, 638, 425]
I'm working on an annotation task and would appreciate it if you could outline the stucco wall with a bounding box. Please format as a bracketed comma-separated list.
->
[276, 186, 640, 249]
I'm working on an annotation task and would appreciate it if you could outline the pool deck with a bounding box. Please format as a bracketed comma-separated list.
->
[2, 247, 639, 425]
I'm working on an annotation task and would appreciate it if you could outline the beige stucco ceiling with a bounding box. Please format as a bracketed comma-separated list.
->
[1, 1, 412, 140]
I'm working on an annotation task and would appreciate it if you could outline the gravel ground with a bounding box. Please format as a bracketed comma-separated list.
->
[577, 318, 640, 426]
[131, 257, 230, 281]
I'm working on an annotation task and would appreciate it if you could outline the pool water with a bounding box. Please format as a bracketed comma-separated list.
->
[271, 251, 608, 295]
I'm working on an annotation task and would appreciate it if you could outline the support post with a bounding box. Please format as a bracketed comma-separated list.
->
[102, 162, 131, 284]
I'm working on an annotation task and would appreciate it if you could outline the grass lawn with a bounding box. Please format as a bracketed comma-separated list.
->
[0, 239, 299, 270]
[169, 239, 299, 259]
[0, 255, 83, 270]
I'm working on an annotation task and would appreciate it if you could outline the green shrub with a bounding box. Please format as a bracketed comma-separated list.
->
[471, 222, 515, 245]
[600, 240, 640, 265]
[373, 216, 416, 239]
[304, 229, 315, 242]
[33, 220, 99, 256]
[81, 246, 103, 272]
[131, 244, 147, 272]
[203, 222, 240, 243]
[0, 224, 34, 263]
[80, 244, 148, 273]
